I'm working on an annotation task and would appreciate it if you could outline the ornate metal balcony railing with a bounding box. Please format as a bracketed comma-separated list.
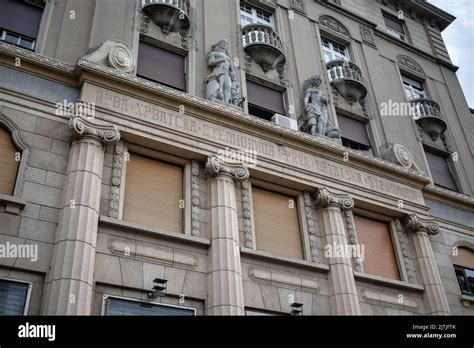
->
[242, 24, 286, 72]
[141, 0, 190, 34]
[326, 59, 368, 101]
[410, 98, 447, 140]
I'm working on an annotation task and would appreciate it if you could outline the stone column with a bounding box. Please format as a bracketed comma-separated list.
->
[315, 188, 361, 315]
[206, 156, 249, 315]
[403, 214, 450, 315]
[43, 116, 120, 314]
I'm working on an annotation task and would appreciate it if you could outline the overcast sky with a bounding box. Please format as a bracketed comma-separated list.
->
[429, 0, 474, 108]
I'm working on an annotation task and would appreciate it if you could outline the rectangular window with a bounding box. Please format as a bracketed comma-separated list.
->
[321, 37, 349, 63]
[402, 75, 426, 101]
[383, 13, 407, 42]
[0, 0, 43, 50]
[105, 297, 195, 316]
[0, 279, 30, 315]
[353, 215, 400, 280]
[252, 187, 303, 259]
[0, 126, 20, 195]
[240, 2, 274, 29]
[246, 80, 285, 120]
[137, 41, 186, 91]
[425, 149, 458, 192]
[337, 114, 372, 155]
[123, 153, 184, 232]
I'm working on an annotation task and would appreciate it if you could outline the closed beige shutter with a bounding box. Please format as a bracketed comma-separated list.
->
[123, 153, 183, 233]
[453, 248, 474, 269]
[0, 127, 19, 195]
[354, 215, 400, 280]
[252, 187, 303, 259]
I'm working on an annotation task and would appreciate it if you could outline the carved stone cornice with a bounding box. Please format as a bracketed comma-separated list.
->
[403, 213, 440, 235]
[314, 187, 354, 211]
[69, 116, 120, 144]
[206, 156, 249, 182]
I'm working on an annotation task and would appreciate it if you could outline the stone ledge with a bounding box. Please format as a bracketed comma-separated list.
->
[354, 271, 425, 293]
[0, 194, 27, 215]
[240, 247, 330, 273]
[362, 290, 418, 310]
[99, 216, 211, 247]
[460, 294, 474, 308]
[248, 266, 321, 293]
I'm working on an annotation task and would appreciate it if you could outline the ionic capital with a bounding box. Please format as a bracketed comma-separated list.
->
[314, 187, 354, 211]
[206, 156, 249, 182]
[70, 116, 120, 144]
[403, 213, 440, 235]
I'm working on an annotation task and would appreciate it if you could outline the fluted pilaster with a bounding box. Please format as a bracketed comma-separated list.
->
[403, 214, 450, 315]
[43, 116, 119, 315]
[206, 156, 249, 315]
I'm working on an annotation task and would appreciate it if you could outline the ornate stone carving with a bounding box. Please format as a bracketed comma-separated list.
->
[319, 15, 350, 38]
[342, 210, 363, 271]
[141, 0, 190, 35]
[290, 0, 306, 14]
[276, 63, 291, 87]
[139, 14, 151, 33]
[301, 75, 341, 141]
[403, 213, 440, 235]
[109, 141, 124, 219]
[381, 143, 423, 173]
[397, 55, 425, 76]
[180, 28, 190, 50]
[206, 40, 241, 107]
[303, 192, 320, 263]
[82, 40, 135, 73]
[191, 160, 200, 237]
[360, 25, 376, 46]
[394, 218, 417, 283]
[314, 187, 354, 211]
[69, 116, 120, 144]
[241, 180, 253, 248]
[206, 156, 249, 181]
[243, 54, 253, 73]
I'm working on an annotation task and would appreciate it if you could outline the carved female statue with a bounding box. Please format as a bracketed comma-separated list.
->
[206, 39, 240, 106]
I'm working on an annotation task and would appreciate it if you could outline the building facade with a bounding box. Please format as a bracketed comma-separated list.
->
[0, 0, 473, 316]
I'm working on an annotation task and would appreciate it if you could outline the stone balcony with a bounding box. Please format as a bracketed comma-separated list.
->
[242, 24, 286, 72]
[410, 98, 447, 140]
[326, 59, 368, 101]
[141, 0, 190, 34]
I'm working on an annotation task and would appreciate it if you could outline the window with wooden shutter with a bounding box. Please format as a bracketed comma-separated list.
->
[337, 114, 373, 155]
[0, 279, 30, 315]
[353, 214, 400, 280]
[137, 41, 186, 91]
[0, 126, 20, 195]
[246, 80, 285, 121]
[252, 187, 303, 259]
[424, 150, 458, 192]
[123, 153, 183, 233]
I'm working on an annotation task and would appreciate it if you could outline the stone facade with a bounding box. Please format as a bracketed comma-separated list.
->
[0, 0, 473, 316]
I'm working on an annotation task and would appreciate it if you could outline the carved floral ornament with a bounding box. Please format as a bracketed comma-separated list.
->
[319, 15, 350, 38]
[69, 116, 121, 144]
[205, 156, 250, 181]
[81, 40, 135, 73]
[314, 187, 354, 211]
[403, 213, 440, 235]
[397, 55, 425, 76]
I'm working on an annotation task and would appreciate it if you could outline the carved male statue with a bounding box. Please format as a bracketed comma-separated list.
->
[302, 75, 341, 141]
[206, 39, 240, 106]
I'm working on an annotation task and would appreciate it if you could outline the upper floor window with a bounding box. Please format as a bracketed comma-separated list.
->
[0, 0, 44, 50]
[383, 13, 407, 42]
[337, 114, 373, 155]
[246, 80, 285, 121]
[453, 247, 474, 297]
[0, 279, 31, 315]
[0, 126, 20, 196]
[402, 75, 426, 101]
[137, 40, 186, 92]
[240, 2, 274, 29]
[105, 296, 195, 316]
[321, 37, 349, 63]
[424, 149, 458, 192]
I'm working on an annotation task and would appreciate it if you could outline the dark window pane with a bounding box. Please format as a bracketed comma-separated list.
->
[425, 150, 458, 191]
[105, 297, 194, 316]
[383, 15, 404, 33]
[248, 104, 275, 121]
[0, 0, 43, 38]
[246, 80, 285, 115]
[0, 279, 29, 315]
[4, 32, 18, 44]
[337, 114, 371, 146]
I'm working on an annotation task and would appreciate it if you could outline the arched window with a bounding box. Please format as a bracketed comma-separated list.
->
[0, 126, 20, 196]
[453, 247, 474, 297]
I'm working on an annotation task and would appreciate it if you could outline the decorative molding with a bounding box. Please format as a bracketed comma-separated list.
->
[360, 24, 376, 46]
[180, 28, 190, 50]
[139, 14, 150, 33]
[191, 160, 200, 237]
[303, 192, 320, 263]
[381, 143, 424, 173]
[343, 209, 363, 271]
[394, 218, 417, 283]
[69, 116, 120, 144]
[241, 180, 253, 248]
[290, 0, 306, 14]
[397, 55, 426, 76]
[81, 40, 135, 73]
[276, 62, 291, 87]
[319, 15, 350, 38]
[0, 194, 27, 215]
[243, 54, 253, 73]
[359, 98, 372, 119]
[314, 187, 354, 211]
[205, 156, 249, 181]
[362, 290, 418, 310]
[424, 184, 474, 205]
[108, 141, 124, 219]
[403, 213, 440, 235]
[248, 267, 321, 293]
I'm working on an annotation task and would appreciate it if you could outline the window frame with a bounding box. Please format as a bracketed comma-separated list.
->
[101, 294, 196, 316]
[321, 36, 350, 63]
[336, 112, 373, 156]
[423, 146, 460, 193]
[454, 265, 474, 297]
[382, 11, 408, 42]
[402, 75, 426, 101]
[0, 29, 36, 50]
[0, 277, 33, 316]
[240, 2, 275, 29]
[119, 143, 192, 235]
